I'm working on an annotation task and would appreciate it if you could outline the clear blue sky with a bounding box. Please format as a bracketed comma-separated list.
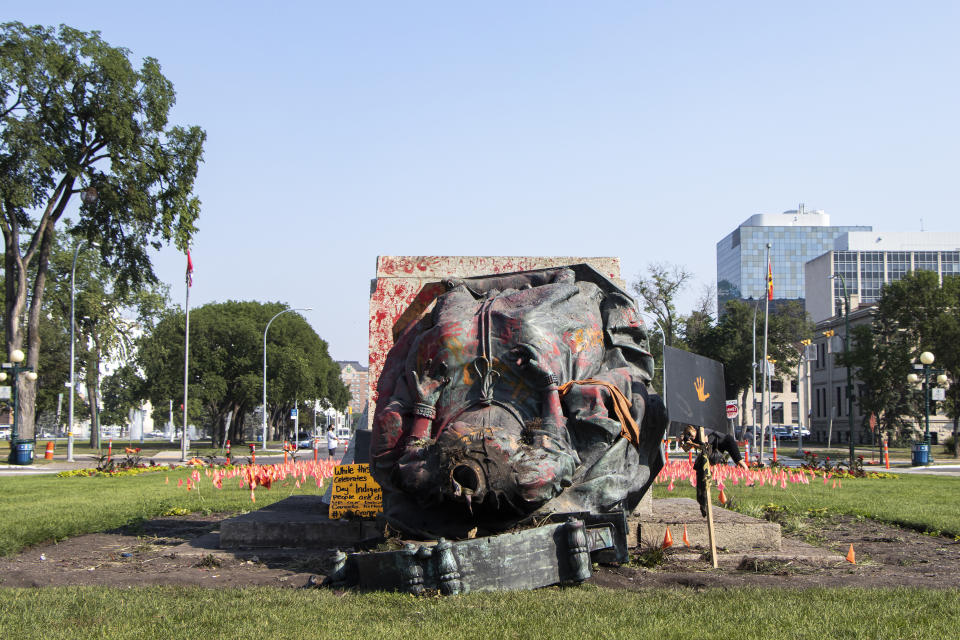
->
[9, 2, 960, 360]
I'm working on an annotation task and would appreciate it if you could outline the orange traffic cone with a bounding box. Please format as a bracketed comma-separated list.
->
[682, 524, 691, 547]
[662, 526, 674, 549]
[718, 488, 728, 505]
[44, 441, 55, 460]
[846, 544, 856, 564]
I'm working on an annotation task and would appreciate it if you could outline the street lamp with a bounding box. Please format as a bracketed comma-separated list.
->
[797, 339, 814, 455]
[262, 307, 312, 449]
[4, 348, 37, 465]
[829, 273, 855, 470]
[67, 237, 99, 463]
[907, 351, 947, 461]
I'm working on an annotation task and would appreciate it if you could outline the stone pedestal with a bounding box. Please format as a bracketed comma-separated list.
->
[219, 496, 383, 549]
[629, 497, 782, 551]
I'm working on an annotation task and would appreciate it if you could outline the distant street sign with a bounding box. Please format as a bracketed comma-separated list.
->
[932, 388, 946, 401]
[290, 408, 299, 418]
[725, 401, 739, 419]
[0, 386, 10, 400]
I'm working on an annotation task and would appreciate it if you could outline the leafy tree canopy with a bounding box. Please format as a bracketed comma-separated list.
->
[136, 301, 349, 445]
[688, 299, 813, 406]
[1, 22, 204, 438]
[841, 270, 960, 446]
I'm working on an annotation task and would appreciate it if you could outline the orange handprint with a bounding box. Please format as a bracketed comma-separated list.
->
[694, 376, 710, 402]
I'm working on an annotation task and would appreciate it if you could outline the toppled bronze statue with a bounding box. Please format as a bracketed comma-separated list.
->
[371, 264, 668, 539]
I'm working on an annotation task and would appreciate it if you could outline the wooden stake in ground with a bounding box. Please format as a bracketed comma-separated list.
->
[697, 426, 719, 569]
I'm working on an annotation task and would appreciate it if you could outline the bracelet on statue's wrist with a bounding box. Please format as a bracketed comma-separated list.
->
[414, 402, 437, 419]
[542, 373, 560, 390]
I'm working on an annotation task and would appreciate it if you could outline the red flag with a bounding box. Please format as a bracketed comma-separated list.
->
[186, 250, 194, 287]
[767, 259, 773, 301]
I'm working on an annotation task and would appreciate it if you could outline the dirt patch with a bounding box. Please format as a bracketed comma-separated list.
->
[0, 513, 327, 589]
[594, 513, 960, 590]
[0, 511, 958, 589]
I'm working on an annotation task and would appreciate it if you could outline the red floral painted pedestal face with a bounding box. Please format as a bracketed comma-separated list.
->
[371, 264, 668, 539]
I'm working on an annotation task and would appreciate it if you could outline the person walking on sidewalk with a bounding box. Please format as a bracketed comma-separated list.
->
[326, 425, 339, 459]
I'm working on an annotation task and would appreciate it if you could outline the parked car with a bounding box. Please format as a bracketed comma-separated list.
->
[771, 426, 793, 439]
[296, 436, 320, 450]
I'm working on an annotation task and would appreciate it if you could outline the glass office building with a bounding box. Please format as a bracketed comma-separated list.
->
[804, 232, 960, 321]
[716, 209, 870, 310]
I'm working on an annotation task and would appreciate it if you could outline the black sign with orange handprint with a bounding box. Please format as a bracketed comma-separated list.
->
[663, 345, 726, 431]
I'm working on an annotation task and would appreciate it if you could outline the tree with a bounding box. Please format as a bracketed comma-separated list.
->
[841, 271, 960, 448]
[688, 299, 813, 423]
[0, 266, 71, 425]
[99, 364, 145, 428]
[136, 302, 349, 446]
[842, 323, 917, 444]
[39, 229, 169, 446]
[631, 262, 692, 347]
[681, 283, 716, 346]
[0, 22, 204, 439]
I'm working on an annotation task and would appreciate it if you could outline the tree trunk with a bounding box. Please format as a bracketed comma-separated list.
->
[209, 406, 227, 448]
[87, 340, 101, 449]
[953, 415, 959, 458]
[229, 404, 246, 444]
[87, 352, 102, 449]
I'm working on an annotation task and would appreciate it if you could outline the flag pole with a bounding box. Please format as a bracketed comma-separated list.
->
[181, 249, 193, 463]
[760, 242, 772, 464]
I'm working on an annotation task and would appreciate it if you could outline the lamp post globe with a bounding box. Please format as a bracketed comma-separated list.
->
[907, 373, 920, 384]
[10, 349, 24, 363]
[25, 371, 37, 382]
[0, 372, 6, 382]
[937, 374, 949, 386]
[920, 351, 935, 366]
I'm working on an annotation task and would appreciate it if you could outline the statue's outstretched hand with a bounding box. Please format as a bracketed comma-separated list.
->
[407, 359, 450, 407]
[512, 344, 558, 390]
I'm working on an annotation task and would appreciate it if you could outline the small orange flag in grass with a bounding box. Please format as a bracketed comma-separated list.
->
[662, 526, 673, 549]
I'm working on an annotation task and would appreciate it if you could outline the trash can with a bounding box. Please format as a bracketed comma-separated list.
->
[11, 439, 35, 465]
[911, 442, 930, 466]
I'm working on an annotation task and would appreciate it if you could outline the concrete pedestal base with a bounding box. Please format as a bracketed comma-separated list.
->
[629, 497, 782, 551]
[219, 496, 383, 549]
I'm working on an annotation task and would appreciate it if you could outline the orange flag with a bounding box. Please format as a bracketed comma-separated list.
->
[662, 526, 674, 549]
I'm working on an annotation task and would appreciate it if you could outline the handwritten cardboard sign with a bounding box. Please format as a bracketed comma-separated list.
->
[329, 463, 383, 519]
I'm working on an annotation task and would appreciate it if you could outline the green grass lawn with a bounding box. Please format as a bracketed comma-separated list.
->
[0, 465, 327, 556]
[3, 460, 959, 558]
[653, 471, 960, 537]
[0, 585, 957, 639]
[2, 467, 960, 637]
